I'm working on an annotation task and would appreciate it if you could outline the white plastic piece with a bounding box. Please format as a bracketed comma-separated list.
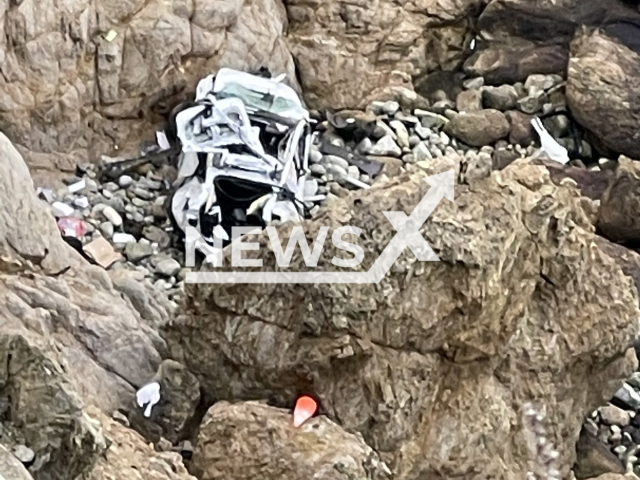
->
[343, 176, 371, 190]
[51, 202, 75, 217]
[531, 117, 569, 164]
[136, 382, 161, 418]
[67, 179, 86, 193]
[156, 130, 171, 151]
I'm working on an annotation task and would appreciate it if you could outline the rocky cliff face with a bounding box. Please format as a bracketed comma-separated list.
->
[165, 161, 640, 479]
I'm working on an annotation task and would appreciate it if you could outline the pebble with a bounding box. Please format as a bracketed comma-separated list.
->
[102, 206, 123, 227]
[112, 233, 136, 244]
[155, 258, 181, 277]
[440, 132, 450, 145]
[104, 182, 120, 192]
[102, 189, 113, 199]
[419, 112, 448, 130]
[125, 242, 154, 262]
[414, 125, 432, 140]
[463, 77, 485, 90]
[347, 166, 360, 179]
[310, 164, 327, 176]
[357, 137, 373, 154]
[600, 405, 631, 427]
[324, 155, 350, 170]
[412, 143, 432, 163]
[100, 222, 115, 239]
[12, 445, 35, 464]
[369, 136, 402, 157]
[408, 135, 421, 148]
[614, 383, 640, 410]
[326, 164, 348, 181]
[382, 101, 400, 116]
[309, 148, 323, 164]
[389, 120, 410, 148]
[118, 175, 133, 188]
[133, 187, 154, 200]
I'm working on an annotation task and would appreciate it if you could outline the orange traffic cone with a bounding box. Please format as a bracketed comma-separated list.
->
[293, 395, 318, 427]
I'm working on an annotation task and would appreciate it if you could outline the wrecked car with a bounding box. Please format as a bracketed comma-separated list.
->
[167, 68, 321, 259]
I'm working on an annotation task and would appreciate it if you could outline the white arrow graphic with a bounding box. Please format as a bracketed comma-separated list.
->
[186, 170, 455, 284]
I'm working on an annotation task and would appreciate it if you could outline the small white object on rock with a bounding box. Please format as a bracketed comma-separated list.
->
[136, 381, 161, 418]
[51, 202, 75, 218]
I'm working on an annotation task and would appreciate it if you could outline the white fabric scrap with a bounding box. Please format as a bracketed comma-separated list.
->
[531, 117, 569, 164]
[136, 382, 161, 418]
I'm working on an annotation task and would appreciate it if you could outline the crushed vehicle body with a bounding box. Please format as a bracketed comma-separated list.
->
[168, 68, 319, 260]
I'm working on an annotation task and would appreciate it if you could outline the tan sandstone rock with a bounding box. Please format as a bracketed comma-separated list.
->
[165, 159, 640, 479]
[567, 29, 640, 161]
[191, 401, 390, 480]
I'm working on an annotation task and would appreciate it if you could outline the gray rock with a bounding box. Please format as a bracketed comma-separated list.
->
[131, 197, 147, 207]
[525, 74, 557, 94]
[347, 166, 360, 179]
[310, 164, 327, 176]
[357, 137, 373, 154]
[132, 187, 154, 201]
[326, 164, 348, 181]
[456, 89, 483, 112]
[102, 206, 123, 227]
[12, 445, 35, 465]
[482, 85, 519, 111]
[614, 383, 640, 410]
[389, 120, 410, 148]
[599, 405, 631, 427]
[104, 182, 120, 192]
[440, 131, 450, 146]
[309, 147, 323, 164]
[412, 143, 432, 163]
[102, 189, 114, 200]
[394, 112, 419, 125]
[628, 372, 640, 389]
[142, 225, 171, 249]
[463, 77, 485, 90]
[418, 112, 448, 130]
[155, 258, 181, 277]
[118, 175, 133, 188]
[408, 135, 421, 148]
[447, 110, 510, 147]
[367, 101, 386, 115]
[369, 136, 402, 157]
[0, 445, 33, 480]
[382, 101, 400, 116]
[324, 155, 350, 170]
[414, 125, 432, 140]
[518, 91, 546, 114]
[100, 222, 114, 239]
[124, 242, 154, 263]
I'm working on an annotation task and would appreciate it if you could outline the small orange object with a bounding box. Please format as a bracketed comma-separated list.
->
[293, 395, 318, 427]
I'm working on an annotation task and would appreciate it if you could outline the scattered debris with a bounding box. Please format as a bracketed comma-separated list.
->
[83, 237, 122, 269]
[136, 382, 161, 418]
[293, 395, 318, 427]
[531, 117, 569, 164]
[57, 217, 85, 238]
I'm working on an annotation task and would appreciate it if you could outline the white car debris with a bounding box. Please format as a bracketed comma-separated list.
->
[136, 382, 161, 418]
[168, 68, 319, 261]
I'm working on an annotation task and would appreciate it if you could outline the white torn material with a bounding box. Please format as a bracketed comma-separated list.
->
[531, 117, 569, 164]
[105, 30, 118, 42]
[136, 382, 161, 418]
[67, 179, 86, 193]
[156, 130, 171, 151]
[51, 202, 75, 217]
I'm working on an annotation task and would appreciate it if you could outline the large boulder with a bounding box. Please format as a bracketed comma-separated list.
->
[0, 0, 296, 177]
[597, 157, 640, 245]
[165, 160, 640, 479]
[284, 0, 485, 109]
[567, 28, 640, 161]
[86, 407, 197, 480]
[0, 132, 178, 478]
[191, 401, 390, 480]
[465, 0, 640, 85]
